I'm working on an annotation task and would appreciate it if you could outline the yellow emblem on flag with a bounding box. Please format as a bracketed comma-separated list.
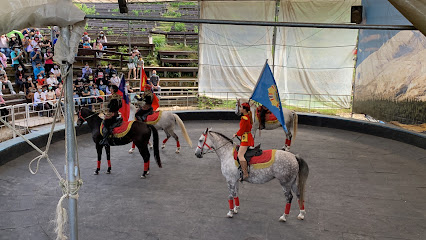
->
[268, 85, 280, 108]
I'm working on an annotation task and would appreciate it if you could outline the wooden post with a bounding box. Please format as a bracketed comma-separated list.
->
[148, 33, 153, 44]
[120, 54, 123, 69]
[94, 50, 97, 67]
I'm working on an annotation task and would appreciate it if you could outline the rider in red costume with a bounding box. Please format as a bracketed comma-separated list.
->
[233, 102, 254, 181]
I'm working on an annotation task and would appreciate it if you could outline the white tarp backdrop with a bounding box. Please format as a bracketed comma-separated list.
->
[199, 1, 276, 98]
[0, 0, 86, 64]
[199, 0, 360, 108]
[275, 0, 360, 108]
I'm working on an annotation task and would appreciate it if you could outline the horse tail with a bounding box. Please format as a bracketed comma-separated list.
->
[148, 124, 162, 168]
[173, 114, 192, 148]
[292, 111, 298, 141]
[296, 155, 309, 204]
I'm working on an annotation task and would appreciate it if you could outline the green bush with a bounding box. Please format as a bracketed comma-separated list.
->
[170, 2, 197, 7]
[143, 9, 152, 14]
[118, 46, 129, 54]
[174, 23, 186, 32]
[153, 35, 166, 48]
[144, 53, 159, 66]
[163, 11, 182, 18]
[132, 10, 139, 16]
[75, 3, 97, 15]
[194, 26, 199, 33]
[353, 98, 426, 124]
[111, 8, 119, 12]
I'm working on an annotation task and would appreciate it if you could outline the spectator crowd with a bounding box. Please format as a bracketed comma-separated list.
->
[0, 27, 157, 117]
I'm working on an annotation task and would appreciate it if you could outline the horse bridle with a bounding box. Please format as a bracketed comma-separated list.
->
[197, 131, 234, 156]
[78, 111, 98, 122]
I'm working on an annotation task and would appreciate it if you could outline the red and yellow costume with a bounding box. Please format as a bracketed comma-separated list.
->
[236, 114, 254, 147]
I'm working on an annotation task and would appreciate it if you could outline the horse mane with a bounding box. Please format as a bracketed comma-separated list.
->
[209, 131, 233, 143]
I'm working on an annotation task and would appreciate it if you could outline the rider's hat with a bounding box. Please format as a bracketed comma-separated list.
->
[241, 102, 250, 109]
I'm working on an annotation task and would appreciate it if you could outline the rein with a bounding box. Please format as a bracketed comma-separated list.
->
[78, 111, 99, 122]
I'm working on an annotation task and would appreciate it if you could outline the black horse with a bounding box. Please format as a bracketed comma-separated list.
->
[77, 107, 161, 178]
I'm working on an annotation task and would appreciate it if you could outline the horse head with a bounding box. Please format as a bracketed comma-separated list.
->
[195, 128, 214, 158]
[76, 107, 96, 127]
[235, 98, 241, 115]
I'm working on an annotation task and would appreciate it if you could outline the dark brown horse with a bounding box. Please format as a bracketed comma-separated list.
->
[77, 107, 161, 178]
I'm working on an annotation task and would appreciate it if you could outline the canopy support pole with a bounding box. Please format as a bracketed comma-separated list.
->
[62, 26, 78, 240]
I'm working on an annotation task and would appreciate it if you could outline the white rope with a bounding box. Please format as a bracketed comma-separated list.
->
[1, 62, 83, 240]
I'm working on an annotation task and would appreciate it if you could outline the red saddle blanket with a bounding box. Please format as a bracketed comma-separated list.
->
[100, 121, 135, 138]
[233, 148, 276, 169]
[256, 107, 278, 122]
[146, 111, 162, 124]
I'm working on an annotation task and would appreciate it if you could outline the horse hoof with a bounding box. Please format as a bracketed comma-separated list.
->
[279, 215, 287, 222]
[106, 171, 111, 174]
[233, 206, 239, 214]
[297, 210, 306, 220]
[146, 171, 150, 175]
[140, 175, 146, 179]
[128, 148, 135, 154]
[94, 171, 99, 175]
[227, 211, 233, 218]
[161, 144, 165, 149]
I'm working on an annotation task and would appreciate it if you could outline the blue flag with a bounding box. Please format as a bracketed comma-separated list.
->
[250, 61, 288, 133]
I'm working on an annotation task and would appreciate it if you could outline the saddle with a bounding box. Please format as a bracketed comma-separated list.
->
[234, 144, 262, 180]
[145, 110, 162, 124]
[235, 144, 263, 164]
[256, 106, 278, 122]
[100, 117, 136, 139]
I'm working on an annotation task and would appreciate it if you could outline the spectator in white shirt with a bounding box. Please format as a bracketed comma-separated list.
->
[34, 87, 50, 116]
[46, 72, 59, 88]
[110, 74, 121, 87]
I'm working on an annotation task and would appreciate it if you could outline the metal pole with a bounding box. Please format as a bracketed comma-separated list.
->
[351, 29, 360, 119]
[271, 0, 280, 75]
[11, 106, 15, 138]
[85, 14, 417, 30]
[61, 26, 78, 240]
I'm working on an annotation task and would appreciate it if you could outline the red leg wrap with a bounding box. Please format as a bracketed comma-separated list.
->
[144, 162, 150, 171]
[228, 199, 234, 210]
[234, 197, 240, 207]
[177, 141, 180, 148]
[284, 203, 291, 215]
[298, 200, 305, 210]
[97, 161, 101, 169]
[107, 160, 111, 168]
[285, 138, 291, 146]
[163, 138, 169, 144]
[132, 142, 135, 148]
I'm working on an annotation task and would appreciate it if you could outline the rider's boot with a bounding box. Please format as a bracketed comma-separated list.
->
[240, 161, 249, 181]
[100, 127, 110, 146]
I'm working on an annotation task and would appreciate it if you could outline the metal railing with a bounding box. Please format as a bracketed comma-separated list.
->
[0, 91, 351, 142]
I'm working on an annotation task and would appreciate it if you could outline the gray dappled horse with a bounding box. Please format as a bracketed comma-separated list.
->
[195, 129, 309, 221]
[235, 98, 298, 150]
[128, 104, 192, 154]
